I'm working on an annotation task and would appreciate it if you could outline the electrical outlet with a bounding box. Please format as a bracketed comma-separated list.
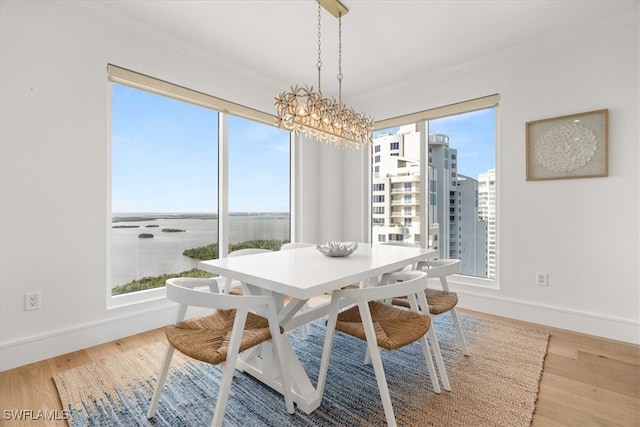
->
[25, 291, 41, 310]
[536, 272, 549, 287]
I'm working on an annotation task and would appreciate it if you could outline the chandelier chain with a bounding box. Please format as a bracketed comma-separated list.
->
[317, 2, 322, 93]
[337, 14, 343, 103]
[274, 1, 374, 149]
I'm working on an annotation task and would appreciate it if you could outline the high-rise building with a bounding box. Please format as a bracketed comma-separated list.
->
[478, 169, 496, 278]
[372, 126, 492, 278]
[371, 127, 422, 244]
[456, 174, 488, 276]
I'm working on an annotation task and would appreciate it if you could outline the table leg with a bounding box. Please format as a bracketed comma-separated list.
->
[236, 284, 323, 414]
[236, 339, 323, 414]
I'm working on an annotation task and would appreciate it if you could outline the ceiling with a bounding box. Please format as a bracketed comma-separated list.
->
[66, 1, 635, 101]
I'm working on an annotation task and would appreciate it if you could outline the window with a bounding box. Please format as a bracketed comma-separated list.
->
[371, 95, 498, 280]
[373, 206, 385, 215]
[109, 65, 290, 298]
[390, 142, 399, 150]
[110, 84, 219, 296]
[228, 116, 290, 247]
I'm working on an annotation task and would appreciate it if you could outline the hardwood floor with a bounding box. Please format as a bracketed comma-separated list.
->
[1, 309, 638, 426]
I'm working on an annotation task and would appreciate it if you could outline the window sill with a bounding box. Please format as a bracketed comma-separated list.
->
[107, 286, 168, 309]
[445, 274, 499, 290]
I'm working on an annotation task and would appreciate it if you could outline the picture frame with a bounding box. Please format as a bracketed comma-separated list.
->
[526, 109, 608, 181]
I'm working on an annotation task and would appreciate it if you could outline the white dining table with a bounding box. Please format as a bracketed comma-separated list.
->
[198, 242, 437, 414]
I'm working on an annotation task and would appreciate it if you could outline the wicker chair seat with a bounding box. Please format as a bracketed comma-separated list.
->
[166, 310, 275, 365]
[392, 288, 459, 315]
[335, 301, 431, 350]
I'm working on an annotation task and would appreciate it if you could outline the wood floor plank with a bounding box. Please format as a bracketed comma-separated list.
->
[533, 397, 624, 427]
[549, 329, 640, 365]
[531, 413, 569, 427]
[538, 374, 639, 425]
[576, 350, 640, 395]
[0, 362, 67, 427]
[543, 352, 639, 399]
[540, 371, 640, 414]
[548, 340, 580, 359]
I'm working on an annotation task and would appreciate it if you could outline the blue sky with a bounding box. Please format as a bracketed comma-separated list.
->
[227, 115, 290, 212]
[112, 84, 495, 213]
[429, 108, 496, 179]
[111, 84, 289, 213]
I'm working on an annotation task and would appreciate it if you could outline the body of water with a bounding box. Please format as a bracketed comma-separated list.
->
[111, 213, 290, 288]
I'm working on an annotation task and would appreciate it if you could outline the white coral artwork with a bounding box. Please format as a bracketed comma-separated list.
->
[535, 122, 598, 172]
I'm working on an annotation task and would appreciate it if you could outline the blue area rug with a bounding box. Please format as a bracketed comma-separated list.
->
[54, 312, 549, 426]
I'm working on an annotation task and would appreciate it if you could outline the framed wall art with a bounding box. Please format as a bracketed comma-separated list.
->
[526, 109, 608, 181]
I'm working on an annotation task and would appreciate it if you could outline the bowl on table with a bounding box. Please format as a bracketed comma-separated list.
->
[316, 241, 358, 257]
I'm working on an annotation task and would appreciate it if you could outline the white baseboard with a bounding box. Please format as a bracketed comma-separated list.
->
[457, 290, 640, 345]
[0, 305, 178, 372]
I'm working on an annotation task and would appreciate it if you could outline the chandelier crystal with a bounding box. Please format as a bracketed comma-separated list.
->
[275, 0, 373, 149]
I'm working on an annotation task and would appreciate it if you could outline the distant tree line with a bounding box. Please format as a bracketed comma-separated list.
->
[111, 239, 289, 296]
[182, 239, 288, 260]
[111, 268, 213, 295]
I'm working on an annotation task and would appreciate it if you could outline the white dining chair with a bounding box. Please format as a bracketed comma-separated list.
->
[403, 258, 469, 356]
[147, 277, 295, 427]
[380, 242, 468, 356]
[316, 270, 441, 427]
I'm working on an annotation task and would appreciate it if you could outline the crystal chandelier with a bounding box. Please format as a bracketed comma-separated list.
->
[275, 0, 374, 149]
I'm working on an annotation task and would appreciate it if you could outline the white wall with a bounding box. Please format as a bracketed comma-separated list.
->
[0, 1, 288, 371]
[349, 11, 640, 343]
[295, 134, 368, 244]
[1, 1, 638, 371]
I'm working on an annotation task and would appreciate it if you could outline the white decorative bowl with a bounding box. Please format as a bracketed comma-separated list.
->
[316, 241, 358, 257]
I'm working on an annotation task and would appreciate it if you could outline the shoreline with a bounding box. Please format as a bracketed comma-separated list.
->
[112, 212, 289, 223]
[111, 214, 291, 289]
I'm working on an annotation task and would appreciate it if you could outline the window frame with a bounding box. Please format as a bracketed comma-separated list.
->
[107, 65, 292, 308]
[370, 94, 499, 289]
